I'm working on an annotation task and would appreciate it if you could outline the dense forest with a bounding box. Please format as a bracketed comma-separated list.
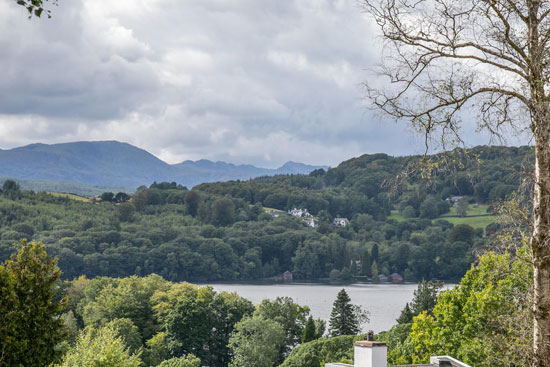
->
[0, 145, 532, 283]
[0, 145, 535, 367]
[3, 239, 380, 367]
[2, 239, 527, 367]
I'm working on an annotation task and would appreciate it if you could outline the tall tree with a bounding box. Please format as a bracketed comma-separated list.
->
[362, 1, 550, 365]
[456, 199, 469, 218]
[2, 179, 21, 200]
[396, 303, 413, 325]
[410, 280, 444, 317]
[302, 316, 317, 343]
[328, 289, 367, 336]
[211, 198, 236, 226]
[0, 240, 67, 367]
[184, 190, 201, 217]
[100, 192, 115, 202]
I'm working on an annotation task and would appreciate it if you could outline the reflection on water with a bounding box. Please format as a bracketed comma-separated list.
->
[202, 282, 451, 333]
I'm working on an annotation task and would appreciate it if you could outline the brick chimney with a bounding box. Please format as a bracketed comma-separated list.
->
[353, 340, 387, 367]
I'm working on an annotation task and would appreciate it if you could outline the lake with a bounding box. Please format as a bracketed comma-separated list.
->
[203, 282, 442, 333]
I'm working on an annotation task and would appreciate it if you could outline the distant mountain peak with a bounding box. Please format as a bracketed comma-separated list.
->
[278, 160, 328, 172]
[0, 141, 327, 189]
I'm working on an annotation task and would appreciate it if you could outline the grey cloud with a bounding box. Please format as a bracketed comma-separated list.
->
[0, 1, 159, 120]
[0, 0, 523, 168]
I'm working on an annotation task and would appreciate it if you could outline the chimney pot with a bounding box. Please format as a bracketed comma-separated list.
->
[354, 340, 387, 367]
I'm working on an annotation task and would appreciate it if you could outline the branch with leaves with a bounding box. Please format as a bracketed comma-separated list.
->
[15, 0, 58, 18]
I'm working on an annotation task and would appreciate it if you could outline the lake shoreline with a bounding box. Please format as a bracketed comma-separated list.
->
[201, 282, 454, 333]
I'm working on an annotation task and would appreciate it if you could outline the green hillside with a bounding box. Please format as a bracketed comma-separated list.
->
[0, 146, 531, 283]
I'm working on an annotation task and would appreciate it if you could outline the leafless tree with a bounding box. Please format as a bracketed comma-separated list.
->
[362, 0, 550, 366]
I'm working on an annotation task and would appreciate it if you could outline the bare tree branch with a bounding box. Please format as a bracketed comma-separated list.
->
[362, 1, 550, 366]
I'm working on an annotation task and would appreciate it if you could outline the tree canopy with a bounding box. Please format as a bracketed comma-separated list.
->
[55, 324, 142, 367]
[228, 315, 286, 367]
[0, 240, 66, 367]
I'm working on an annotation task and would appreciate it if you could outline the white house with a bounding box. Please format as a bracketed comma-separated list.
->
[288, 208, 312, 218]
[264, 209, 281, 218]
[333, 217, 350, 227]
[305, 218, 318, 228]
[447, 196, 465, 207]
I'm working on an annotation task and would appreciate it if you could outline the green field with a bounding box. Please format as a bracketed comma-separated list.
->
[441, 204, 490, 217]
[49, 192, 93, 203]
[437, 214, 497, 228]
[390, 203, 497, 229]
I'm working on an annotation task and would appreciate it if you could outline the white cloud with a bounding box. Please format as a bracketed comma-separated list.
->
[0, 0, 521, 168]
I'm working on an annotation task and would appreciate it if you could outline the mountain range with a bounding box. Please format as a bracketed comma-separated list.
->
[0, 141, 327, 194]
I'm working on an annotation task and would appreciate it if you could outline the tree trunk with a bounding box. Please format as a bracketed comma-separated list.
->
[532, 105, 550, 367]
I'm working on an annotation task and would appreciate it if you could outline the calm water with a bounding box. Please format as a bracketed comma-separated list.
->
[204, 282, 434, 333]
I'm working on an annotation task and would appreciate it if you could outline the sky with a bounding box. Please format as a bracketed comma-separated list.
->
[0, 0, 526, 168]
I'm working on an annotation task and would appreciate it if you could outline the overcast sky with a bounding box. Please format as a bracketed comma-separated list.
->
[0, 0, 526, 167]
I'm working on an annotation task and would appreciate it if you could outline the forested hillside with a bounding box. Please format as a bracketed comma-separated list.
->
[0, 146, 532, 282]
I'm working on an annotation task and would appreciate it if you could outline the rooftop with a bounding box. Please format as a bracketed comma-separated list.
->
[326, 340, 470, 367]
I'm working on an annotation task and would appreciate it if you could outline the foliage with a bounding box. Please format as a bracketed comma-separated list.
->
[106, 318, 142, 354]
[2, 180, 21, 200]
[56, 275, 255, 367]
[163, 286, 254, 367]
[280, 334, 366, 367]
[55, 324, 142, 367]
[328, 289, 367, 336]
[456, 199, 469, 218]
[314, 318, 326, 339]
[82, 275, 168, 342]
[377, 322, 414, 365]
[0, 240, 66, 367]
[362, 0, 550, 362]
[400, 251, 532, 367]
[157, 355, 201, 367]
[302, 316, 317, 343]
[381, 279, 445, 364]
[0, 147, 530, 284]
[100, 192, 115, 202]
[228, 315, 286, 367]
[116, 202, 136, 222]
[144, 332, 170, 366]
[256, 297, 310, 361]
[211, 198, 236, 226]
[396, 303, 413, 325]
[14, 0, 57, 18]
[409, 280, 444, 317]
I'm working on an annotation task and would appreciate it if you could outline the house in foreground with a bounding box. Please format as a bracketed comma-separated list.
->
[326, 338, 470, 367]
